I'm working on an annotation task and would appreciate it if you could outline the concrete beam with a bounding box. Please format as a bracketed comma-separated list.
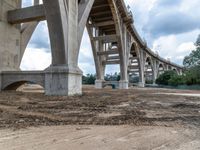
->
[90, 11, 111, 17]
[7, 5, 45, 24]
[97, 48, 118, 55]
[102, 60, 120, 65]
[107, 56, 120, 60]
[93, 35, 118, 43]
[94, 20, 114, 27]
[129, 65, 139, 69]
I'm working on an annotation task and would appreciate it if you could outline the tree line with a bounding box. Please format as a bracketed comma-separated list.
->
[156, 34, 200, 86]
[82, 73, 120, 85]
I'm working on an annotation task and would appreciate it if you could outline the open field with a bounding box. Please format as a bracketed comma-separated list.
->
[0, 85, 200, 149]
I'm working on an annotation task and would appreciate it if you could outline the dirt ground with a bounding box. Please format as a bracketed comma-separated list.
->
[0, 85, 200, 149]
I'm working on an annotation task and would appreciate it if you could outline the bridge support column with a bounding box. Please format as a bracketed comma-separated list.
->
[87, 24, 106, 89]
[0, 0, 21, 72]
[0, 73, 2, 91]
[45, 66, 82, 96]
[152, 59, 158, 85]
[119, 80, 129, 89]
[43, 0, 82, 96]
[138, 50, 145, 87]
[95, 80, 104, 89]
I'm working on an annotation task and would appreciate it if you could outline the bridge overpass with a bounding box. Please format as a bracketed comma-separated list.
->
[0, 0, 183, 95]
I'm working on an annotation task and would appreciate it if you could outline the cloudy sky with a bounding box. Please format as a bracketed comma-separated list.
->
[21, 0, 200, 74]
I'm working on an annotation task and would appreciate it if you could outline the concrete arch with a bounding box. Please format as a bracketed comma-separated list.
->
[145, 57, 153, 70]
[158, 63, 165, 75]
[20, 0, 40, 64]
[3, 81, 44, 91]
[130, 42, 140, 57]
[103, 81, 119, 89]
[1, 71, 45, 91]
[172, 68, 179, 74]
[128, 42, 141, 84]
[168, 65, 172, 70]
[86, 0, 131, 89]
[144, 56, 154, 83]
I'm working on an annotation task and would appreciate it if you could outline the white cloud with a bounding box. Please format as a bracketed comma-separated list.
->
[20, 48, 51, 70]
[152, 32, 196, 65]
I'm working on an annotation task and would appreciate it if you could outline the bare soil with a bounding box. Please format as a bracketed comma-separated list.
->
[0, 85, 200, 129]
[0, 85, 200, 149]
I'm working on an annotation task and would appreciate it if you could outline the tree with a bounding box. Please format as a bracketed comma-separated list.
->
[156, 70, 177, 85]
[184, 65, 200, 85]
[183, 34, 200, 68]
[105, 72, 120, 81]
[168, 74, 184, 86]
[195, 34, 200, 47]
[82, 74, 96, 85]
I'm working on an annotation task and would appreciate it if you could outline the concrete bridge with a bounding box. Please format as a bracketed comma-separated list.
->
[0, 0, 183, 95]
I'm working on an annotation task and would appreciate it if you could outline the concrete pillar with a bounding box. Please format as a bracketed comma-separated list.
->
[166, 65, 169, 71]
[119, 80, 129, 89]
[95, 33, 106, 89]
[0, 0, 39, 71]
[45, 66, 82, 96]
[0, 72, 2, 91]
[43, 0, 82, 95]
[87, 26, 105, 89]
[138, 50, 145, 87]
[119, 24, 128, 89]
[95, 80, 105, 89]
[0, 0, 21, 71]
[152, 59, 158, 85]
[179, 69, 183, 75]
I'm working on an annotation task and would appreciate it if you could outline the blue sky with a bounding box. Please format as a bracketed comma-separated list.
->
[21, 0, 200, 74]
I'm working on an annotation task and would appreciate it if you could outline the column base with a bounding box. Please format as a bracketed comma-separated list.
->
[0, 72, 2, 91]
[138, 82, 145, 87]
[95, 80, 105, 89]
[119, 80, 129, 89]
[45, 65, 83, 96]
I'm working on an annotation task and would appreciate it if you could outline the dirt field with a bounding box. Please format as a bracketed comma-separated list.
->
[0, 85, 200, 149]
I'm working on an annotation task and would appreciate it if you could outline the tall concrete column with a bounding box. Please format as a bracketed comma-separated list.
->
[119, 24, 128, 89]
[0, 0, 21, 71]
[95, 37, 106, 89]
[179, 69, 183, 75]
[0, 72, 2, 91]
[43, 0, 82, 96]
[87, 26, 106, 89]
[152, 59, 158, 85]
[166, 65, 169, 71]
[138, 50, 145, 87]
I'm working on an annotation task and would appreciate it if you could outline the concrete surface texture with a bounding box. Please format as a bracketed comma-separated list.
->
[0, 0, 184, 95]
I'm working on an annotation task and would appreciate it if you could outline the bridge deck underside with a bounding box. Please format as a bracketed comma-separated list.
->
[90, 0, 116, 35]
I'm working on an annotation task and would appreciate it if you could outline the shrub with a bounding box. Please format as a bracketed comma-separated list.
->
[168, 74, 184, 86]
[82, 74, 96, 85]
[156, 70, 177, 85]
